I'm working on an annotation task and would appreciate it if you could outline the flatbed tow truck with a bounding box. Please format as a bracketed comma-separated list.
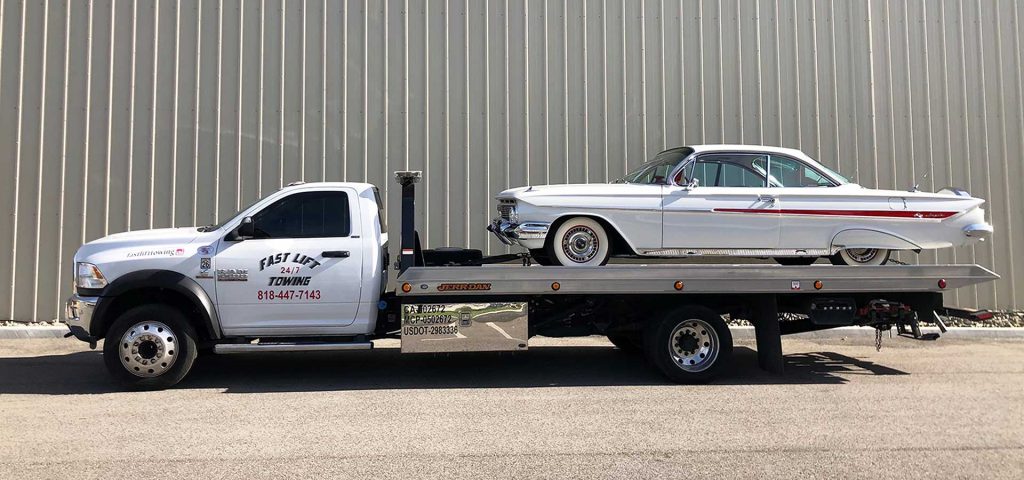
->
[64, 171, 999, 389]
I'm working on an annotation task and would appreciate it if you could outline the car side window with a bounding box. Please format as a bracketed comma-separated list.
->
[252, 191, 351, 239]
[685, 154, 768, 187]
[770, 155, 836, 187]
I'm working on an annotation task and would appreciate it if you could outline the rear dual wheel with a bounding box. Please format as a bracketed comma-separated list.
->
[645, 306, 733, 384]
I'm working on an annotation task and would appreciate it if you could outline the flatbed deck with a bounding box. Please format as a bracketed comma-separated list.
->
[396, 264, 998, 296]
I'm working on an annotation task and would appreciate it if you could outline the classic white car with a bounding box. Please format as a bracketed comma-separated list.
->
[487, 145, 993, 267]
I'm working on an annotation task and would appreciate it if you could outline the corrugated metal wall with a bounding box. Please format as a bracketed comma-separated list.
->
[0, 0, 1021, 321]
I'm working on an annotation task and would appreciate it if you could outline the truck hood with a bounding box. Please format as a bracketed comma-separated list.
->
[75, 227, 215, 265]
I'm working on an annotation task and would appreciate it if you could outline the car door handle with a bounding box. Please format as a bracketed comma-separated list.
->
[321, 250, 350, 258]
[758, 194, 777, 203]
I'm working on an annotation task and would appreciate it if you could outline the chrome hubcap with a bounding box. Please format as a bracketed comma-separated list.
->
[668, 319, 719, 372]
[846, 248, 879, 263]
[561, 225, 600, 263]
[119, 321, 177, 378]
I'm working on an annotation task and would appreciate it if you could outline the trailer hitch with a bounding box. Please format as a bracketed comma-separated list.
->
[858, 300, 941, 348]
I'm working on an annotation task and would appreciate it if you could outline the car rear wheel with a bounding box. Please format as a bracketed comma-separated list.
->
[773, 257, 818, 266]
[830, 248, 891, 266]
[103, 304, 198, 390]
[547, 217, 611, 267]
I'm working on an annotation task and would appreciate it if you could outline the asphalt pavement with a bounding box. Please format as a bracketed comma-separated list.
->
[1, 335, 1022, 479]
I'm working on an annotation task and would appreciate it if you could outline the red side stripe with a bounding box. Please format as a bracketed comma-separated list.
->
[712, 208, 957, 219]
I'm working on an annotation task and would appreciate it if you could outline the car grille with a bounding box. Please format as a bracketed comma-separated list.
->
[497, 200, 516, 221]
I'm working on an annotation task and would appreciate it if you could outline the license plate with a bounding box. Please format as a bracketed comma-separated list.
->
[400, 302, 528, 353]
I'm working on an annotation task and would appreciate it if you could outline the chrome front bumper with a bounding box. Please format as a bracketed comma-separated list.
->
[64, 293, 99, 343]
[487, 219, 550, 246]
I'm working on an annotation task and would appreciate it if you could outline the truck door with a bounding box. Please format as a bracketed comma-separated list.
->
[214, 188, 365, 336]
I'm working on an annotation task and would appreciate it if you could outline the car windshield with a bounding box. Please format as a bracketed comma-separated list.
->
[814, 162, 850, 184]
[615, 147, 692, 184]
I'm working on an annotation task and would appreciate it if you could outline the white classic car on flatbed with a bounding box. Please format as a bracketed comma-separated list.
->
[488, 145, 993, 267]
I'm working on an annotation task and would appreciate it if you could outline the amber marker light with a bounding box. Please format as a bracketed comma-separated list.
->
[814, 280, 823, 290]
[551, 282, 561, 291]
[674, 281, 684, 291]
[401, 283, 412, 293]
[937, 279, 947, 289]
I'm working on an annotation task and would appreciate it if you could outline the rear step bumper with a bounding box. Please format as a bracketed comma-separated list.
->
[213, 342, 373, 354]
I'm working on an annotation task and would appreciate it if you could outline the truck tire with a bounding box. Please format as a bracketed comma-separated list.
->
[103, 304, 198, 390]
[645, 306, 732, 384]
[607, 333, 642, 354]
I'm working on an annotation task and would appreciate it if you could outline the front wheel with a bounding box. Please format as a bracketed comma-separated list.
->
[103, 304, 198, 390]
[829, 248, 891, 266]
[645, 306, 732, 384]
[546, 217, 611, 267]
[529, 249, 556, 266]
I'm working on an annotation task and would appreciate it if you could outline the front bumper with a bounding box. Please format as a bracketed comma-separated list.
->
[64, 293, 99, 343]
[487, 219, 550, 248]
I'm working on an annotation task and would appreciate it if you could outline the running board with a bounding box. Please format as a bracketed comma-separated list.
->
[213, 342, 373, 354]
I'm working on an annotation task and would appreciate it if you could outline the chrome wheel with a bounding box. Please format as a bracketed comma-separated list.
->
[561, 225, 601, 264]
[668, 319, 720, 373]
[119, 320, 178, 378]
[846, 248, 879, 263]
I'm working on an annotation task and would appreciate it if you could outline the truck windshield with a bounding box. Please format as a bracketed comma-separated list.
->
[196, 197, 264, 232]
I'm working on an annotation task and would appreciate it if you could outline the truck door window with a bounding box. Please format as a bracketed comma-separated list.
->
[252, 191, 351, 238]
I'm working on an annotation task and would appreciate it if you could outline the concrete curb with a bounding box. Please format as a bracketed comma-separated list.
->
[1, 325, 1022, 340]
[0, 326, 69, 339]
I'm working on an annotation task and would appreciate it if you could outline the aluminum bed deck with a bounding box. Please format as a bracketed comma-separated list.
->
[396, 264, 998, 296]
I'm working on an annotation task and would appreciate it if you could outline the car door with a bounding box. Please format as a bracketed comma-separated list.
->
[768, 154, 850, 251]
[662, 153, 781, 250]
[215, 188, 365, 336]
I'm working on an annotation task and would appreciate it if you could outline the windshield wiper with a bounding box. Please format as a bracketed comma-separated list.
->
[196, 225, 217, 232]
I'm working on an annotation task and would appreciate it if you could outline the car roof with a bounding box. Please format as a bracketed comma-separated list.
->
[685, 144, 809, 158]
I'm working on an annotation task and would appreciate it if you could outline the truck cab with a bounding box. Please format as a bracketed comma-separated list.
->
[65, 182, 388, 387]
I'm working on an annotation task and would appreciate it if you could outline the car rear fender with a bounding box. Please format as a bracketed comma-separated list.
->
[830, 228, 922, 252]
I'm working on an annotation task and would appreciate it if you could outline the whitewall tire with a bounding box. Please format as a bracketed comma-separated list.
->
[830, 248, 891, 266]
[547, 217, 611, 267]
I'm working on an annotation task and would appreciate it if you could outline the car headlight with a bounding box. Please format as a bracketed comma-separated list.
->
[76, 262, 108, 289]
[498, 199, 518, 223]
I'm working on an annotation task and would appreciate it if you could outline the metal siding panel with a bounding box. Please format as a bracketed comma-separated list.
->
[2, 0, 1024, 320]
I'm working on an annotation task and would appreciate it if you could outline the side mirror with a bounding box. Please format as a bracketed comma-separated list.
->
[683, 178, 700, 190]
[230, 216, 255, 241]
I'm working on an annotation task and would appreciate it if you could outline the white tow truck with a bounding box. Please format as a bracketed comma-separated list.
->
[64, 172, 998, 389]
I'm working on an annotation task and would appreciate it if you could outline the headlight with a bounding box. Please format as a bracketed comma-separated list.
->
[497, 199, 518, 223]
[76, 262, 107, 289]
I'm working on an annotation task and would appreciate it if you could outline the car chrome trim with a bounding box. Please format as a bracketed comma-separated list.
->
[639, 248, 835, 257]
[712, 208, 958, 219]
[487, 219, 550, 246]
[963, 223, 994, 239]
